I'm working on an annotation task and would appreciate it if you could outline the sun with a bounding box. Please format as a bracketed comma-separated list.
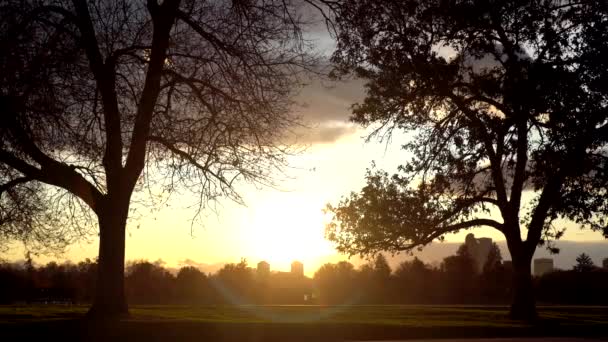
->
[240, 194, 336, 274]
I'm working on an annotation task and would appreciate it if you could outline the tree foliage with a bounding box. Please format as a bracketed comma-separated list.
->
[0, 0, 330, 316]
[325, 0, 608, 319]
[327, 0, 608, 255]
[0, 0, 322, 247]
[573, 253, 595, 272]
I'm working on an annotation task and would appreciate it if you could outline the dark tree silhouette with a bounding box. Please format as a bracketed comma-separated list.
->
[441, 245, 477, 302]
[2, 256, 607, 306]
[125, 260, 174, 304]
[481, 243, 509, 302]
[213, 258, 255, 304]
[358, 254, 391, 303]
[175, 266, 210, 304]
[573, 253, 596, 272]
[0, 0, 327, 317]
[313, 261, 358, 304]
[393, 257, 437, 303]
[483, 243, 503, 274]
[326, 0, 608, 320]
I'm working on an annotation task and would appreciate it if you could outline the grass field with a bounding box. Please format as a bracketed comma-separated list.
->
[1, 305, 607, 341]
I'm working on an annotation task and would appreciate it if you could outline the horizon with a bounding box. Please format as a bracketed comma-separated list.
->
[6, 239, 607, 277]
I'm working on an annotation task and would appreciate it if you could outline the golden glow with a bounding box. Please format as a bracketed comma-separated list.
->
[240, 194, 336, 272]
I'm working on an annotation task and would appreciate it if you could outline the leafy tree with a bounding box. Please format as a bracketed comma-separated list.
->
[483, 242, 503, 274]
[372, 254, 391, 279]
[326, 0, 608, 320]
[393, 257, 436, 303]
[213, 258, 255, 304]
[481, 243, 509, 302]
[125, 260, 174, 304]
[573, 253, 596, 272]
[313, 261, 358, 304]
[0, 0, 325, 317]
[440, 244, 477, 302]
[358, 254, 392, 303]
[175, 266, 209, 304]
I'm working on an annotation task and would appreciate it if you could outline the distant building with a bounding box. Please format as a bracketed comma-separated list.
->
[465, 233, 493, 273]
[603, 257, 608, 269]
[257, 261, 270, 278]
[534, 258, 554, 276]
[291, 261, 304, 277]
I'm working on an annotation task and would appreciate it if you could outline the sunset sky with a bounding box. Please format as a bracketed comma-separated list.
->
[3, 15, 606, 276]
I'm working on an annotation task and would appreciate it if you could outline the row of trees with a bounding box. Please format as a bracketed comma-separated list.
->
[3, 248, 606, 305]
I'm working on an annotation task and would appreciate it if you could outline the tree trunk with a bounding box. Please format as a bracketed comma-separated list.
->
[509, 252, 537, 321]
[87, 198, 129, 319]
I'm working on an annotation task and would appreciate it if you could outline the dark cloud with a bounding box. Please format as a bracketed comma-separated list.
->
[290, 77, 365, 144]
[297, 78, 365, 123]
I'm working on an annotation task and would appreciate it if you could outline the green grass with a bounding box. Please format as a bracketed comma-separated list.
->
[1, 305, 607, 341]
[1, 304, 607, 325]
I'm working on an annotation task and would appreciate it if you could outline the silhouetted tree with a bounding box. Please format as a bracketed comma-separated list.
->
[358, 254, 391, 303]
[537, 268, 608, 305]
[175, 266, 210, 304]
[326, 0, 608, 320]
[0, 0, 327, 317]
[480, 243, 509, 303]
[574, 253, 596, 272]
[125, 260, 175, 304]
[213, 259, 255, 304]
[393, 257, 437, 303]
[440, 244, 477, 303]
[313, 261, 358, 304]
[372, 254, 391, 280]
[483, 243, 503, 274]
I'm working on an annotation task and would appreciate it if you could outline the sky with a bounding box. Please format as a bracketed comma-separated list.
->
[4, 75, 606, 276]
[2, 8, 607, 276]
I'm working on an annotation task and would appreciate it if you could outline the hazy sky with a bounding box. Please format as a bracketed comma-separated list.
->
[3, 10, 607, 276]
[5, 76, 605, 276]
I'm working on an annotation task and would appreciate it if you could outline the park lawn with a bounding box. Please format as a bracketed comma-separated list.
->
[1, 305, 606, 341]
[0, 304, 606, 326]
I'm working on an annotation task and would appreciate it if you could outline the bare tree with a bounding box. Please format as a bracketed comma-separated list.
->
[0, 0, 325, 317]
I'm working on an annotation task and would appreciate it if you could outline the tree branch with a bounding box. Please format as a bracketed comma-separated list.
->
[0, 177, 32, 196]
[72, 0, 123, 182]
[124, 0, 181, 187]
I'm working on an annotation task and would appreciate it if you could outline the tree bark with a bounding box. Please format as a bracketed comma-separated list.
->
[509, 250, 536, 321]
[87, 197, 129, 319]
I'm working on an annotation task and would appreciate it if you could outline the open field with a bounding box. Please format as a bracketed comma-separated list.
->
[1, 305, 607, 341]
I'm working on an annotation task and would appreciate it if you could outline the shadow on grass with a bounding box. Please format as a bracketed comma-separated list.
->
[2, 318, 608, 341]
[2, 306, 608, 341]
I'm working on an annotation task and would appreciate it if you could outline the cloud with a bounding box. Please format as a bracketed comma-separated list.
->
[297, 78, 365, 122]
[290, 77, 365, 144]
[178, 258, 225, 274]
[292, 122, 358, 145]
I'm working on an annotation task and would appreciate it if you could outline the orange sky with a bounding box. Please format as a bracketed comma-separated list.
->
[4, 120, 606, 276]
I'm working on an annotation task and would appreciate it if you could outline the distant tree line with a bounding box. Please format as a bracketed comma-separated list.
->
[1, 249, 607, 305]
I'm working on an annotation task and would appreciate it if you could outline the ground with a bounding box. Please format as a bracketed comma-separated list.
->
[1, 305, 607, 341]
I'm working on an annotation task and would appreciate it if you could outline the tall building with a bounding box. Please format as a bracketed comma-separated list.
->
[465, 233, 493, 273]
[291, 261, 304, 277]
[534, 258, 554, 276]
[257, 261, 270, 278]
